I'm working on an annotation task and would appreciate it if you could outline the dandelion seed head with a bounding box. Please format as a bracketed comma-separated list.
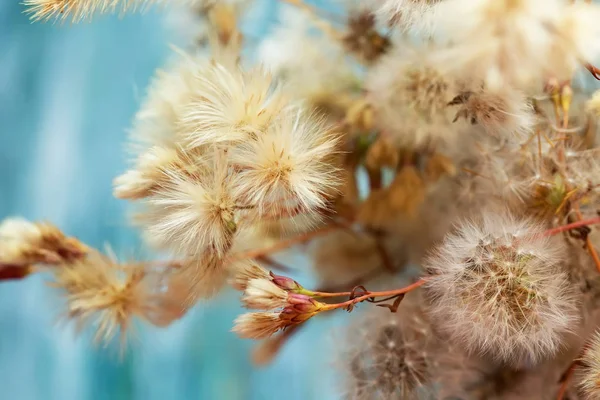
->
[425, 211, 579, 365]
[449, 88, 535, 137]
[578, 331, 600, 399]
[367, 47, 459, 148]
[340, 299, 436, 399]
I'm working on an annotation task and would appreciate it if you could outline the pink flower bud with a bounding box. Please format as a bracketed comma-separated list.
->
[270, 272, 302, 291]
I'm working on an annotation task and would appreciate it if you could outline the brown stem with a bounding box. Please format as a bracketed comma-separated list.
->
[0, 263, 32, 281]
[542, 217, 600, 237]
[321, 278, 428, 311]
[585, 63, 600, 80]
[556, 342, 591, 400]
[573, 206, 600, 273]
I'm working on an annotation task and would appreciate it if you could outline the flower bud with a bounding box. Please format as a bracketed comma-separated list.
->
[270, 272, 303, 292]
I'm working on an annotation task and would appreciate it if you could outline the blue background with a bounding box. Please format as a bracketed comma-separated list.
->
[0, 2, 345, 399]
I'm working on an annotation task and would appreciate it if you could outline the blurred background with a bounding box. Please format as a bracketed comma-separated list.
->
[0, 1, 346, 399]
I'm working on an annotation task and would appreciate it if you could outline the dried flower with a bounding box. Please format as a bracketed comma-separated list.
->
[367, 46, 459, 148]
[229, 107, 341, 215]
[232, 312, 286, 340]
[0, 263, 34, 281]
[0, 217, 87, 267]
[586, 90, 600, 118]
[53, 251, 186, 345]
[137, 151, 238, 258]
[180, 63, 285, 149]
[234, 291, 324, 339]
[578, 331, 600, 399]
[258, 4, 358, 111]
[23, 0, 152, 22]
[242, 278, 289, 310]
[228, 260, 270, 291]
[430, 0, 600, 89]
[172, 254, 230, 302]
[377, 0, 441, 33]
[387, 166, 426, 216]
[341, 299, 436, 399]
[449, 88, 535, 137]
[310, 229, 383, 286]
[114, 146, 185, 200]
[425, 211, 578, 365]
[342, 8, 391, 63]
[365, 136, 399, 171]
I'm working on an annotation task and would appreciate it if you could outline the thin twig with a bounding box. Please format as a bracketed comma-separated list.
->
[321, 278, 428, 311]
[542, 217, 600, 237]
[573, 205, 600, 273]
[556, 341, 591, 400]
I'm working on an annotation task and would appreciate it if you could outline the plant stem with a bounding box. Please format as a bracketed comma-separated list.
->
[556, 342, 590, 400]
[542, 216, 600, 237]
[573, 206, 600, 273]
[321, 278, 428, 311]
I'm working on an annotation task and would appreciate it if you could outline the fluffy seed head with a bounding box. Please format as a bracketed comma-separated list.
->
[425, 211, 578, 365]
[229, 107, 341, 215]
[377, 0, 442, 33]
[586, 90, 600, 118]
[232, 312, 286, 339]
[228, 260, 270, 291]
[367, 47, 458, 148]
[52, 251, 186, 345]
[579, 331, 600, 399]
[113, 146, 184, 200]
[448, 88, 535, 137]
[180, 63, 286, 149]
[341, 300, 436, 399]
[168, 255, 230, 302]
[138, 151, 238, 257]
[0, 217, 87, 266]
[428, 0, 600, 89]
[23, 0, 154, 22]
[242, 278, 289, 310]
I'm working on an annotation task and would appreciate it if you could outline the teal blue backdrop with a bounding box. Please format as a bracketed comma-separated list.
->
[0, 2, 344, 399]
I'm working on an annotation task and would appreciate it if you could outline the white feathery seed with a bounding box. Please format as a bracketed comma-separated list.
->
[425, 211, 579, 366]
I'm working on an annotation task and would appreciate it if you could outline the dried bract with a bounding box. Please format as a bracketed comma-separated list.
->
[0, 217, 87, 267]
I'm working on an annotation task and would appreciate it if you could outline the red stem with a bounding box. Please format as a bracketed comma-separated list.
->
[322, 278, 428, 311]
[542, 216, 600, 237]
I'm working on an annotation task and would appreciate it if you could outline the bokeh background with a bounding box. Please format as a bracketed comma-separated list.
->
[0, 2, 346, 399]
